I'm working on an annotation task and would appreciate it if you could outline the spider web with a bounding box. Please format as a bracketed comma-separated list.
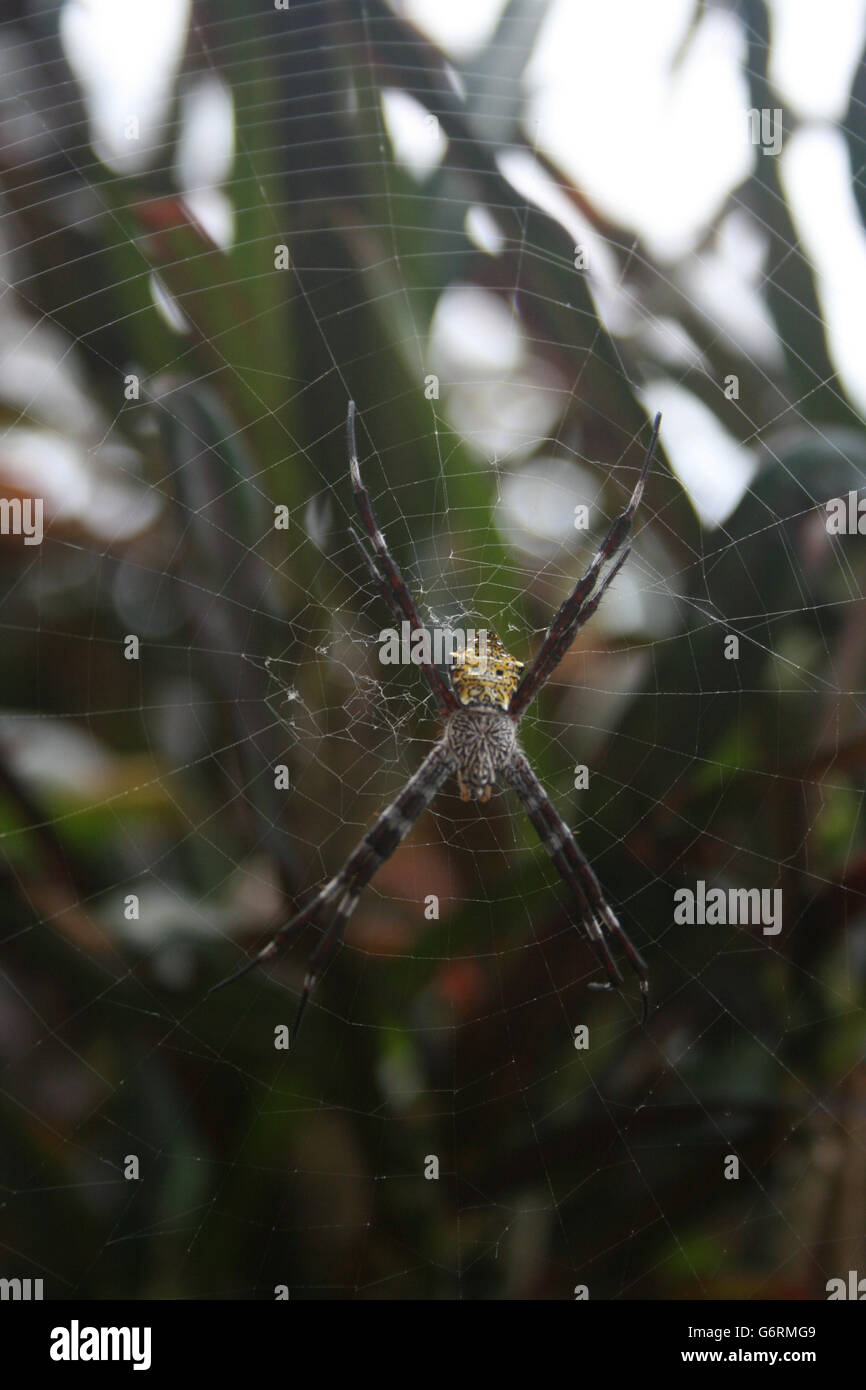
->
[1, 0, 866, 1303]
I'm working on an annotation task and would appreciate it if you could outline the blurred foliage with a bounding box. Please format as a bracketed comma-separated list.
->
[0, 0, 864, 1300]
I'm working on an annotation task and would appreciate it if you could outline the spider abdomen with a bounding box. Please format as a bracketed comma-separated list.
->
[445, 707, 516, 802]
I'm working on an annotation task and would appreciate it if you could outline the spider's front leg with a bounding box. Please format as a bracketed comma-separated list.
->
[505, 749, 649, 1020]
[211, 739, 456, 1034]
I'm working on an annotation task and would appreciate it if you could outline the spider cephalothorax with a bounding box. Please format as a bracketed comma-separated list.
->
[445, 706, 516, 802]
[446, 630, 523, 801]
[215, 401, 661, 1032]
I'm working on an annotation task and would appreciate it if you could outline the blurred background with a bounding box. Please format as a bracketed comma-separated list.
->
[1, 0, 865, 1300]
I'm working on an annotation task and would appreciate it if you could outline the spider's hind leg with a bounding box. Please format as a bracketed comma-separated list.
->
[508, 411, 661, 722]
[346, 401, 457, 719]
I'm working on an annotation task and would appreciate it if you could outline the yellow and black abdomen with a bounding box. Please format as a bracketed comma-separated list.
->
[450, 630, 524, 712]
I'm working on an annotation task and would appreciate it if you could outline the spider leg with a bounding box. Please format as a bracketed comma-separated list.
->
[348, 521, 404, 625]
[505, 749, 649, 1021]
[211, 739, 456, 1034]
[347, 400, 457, 718]
[508, 412, 661, 722]
[291, 886, 358, 1036]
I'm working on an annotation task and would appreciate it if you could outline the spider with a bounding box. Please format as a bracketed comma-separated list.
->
[214, 401, 661, 1031]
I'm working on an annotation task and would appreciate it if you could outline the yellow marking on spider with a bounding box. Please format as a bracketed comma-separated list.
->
[451, 630, 524, 711]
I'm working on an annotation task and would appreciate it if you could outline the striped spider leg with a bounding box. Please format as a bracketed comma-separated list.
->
[212, 739, 455, 1033]
[508, 412, 661, 720]
[347, 400, 457, 720]
[505, 749, 649, 1020]
[212, 401, 457, 1030]
[505, 414, 662, 1019]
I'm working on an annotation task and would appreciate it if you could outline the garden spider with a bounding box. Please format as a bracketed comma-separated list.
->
[214, 401, 661, 1031]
